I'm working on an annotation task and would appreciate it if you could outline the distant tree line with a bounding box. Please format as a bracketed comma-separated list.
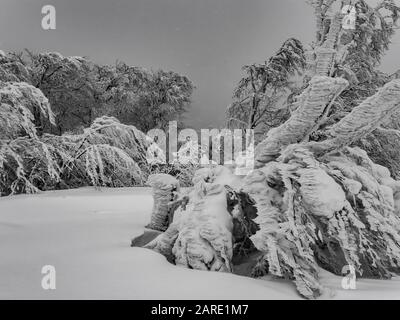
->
[0, 50, 194, 135]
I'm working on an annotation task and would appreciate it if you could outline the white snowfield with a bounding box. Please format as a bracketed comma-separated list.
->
[0, 187, 399, 300]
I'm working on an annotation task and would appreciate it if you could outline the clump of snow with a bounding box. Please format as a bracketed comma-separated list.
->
[146, 174, 180, 231]
[341, 177, 362, 195]
[298, 167, 346, 218]
[147, 173, 179, 188]
[193, 165, 242, 189]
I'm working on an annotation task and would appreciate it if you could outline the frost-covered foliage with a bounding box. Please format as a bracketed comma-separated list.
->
[0, 81, 54, 139]
[310, 0, 400, 77]
[229, 0, 400, 174]
[108, 63, 194, 132]
[356, 127, 400, 179]
[30, 52, 97, 134]
[0, 51, 96, 134]
[340, 0, 400, 82]
[0, 137, 61, 194]
[0, 50, 194, 134]
[254, 78, 400, 166]
[247, 75, 400, 297]
[0, 52, 32, 83]
[0, 115, 150, 195]
[144, 142, 400, 298]
[227, 38, 306, 141]
[0, 48, 196, 195]
[306, 0, 400, 176]
[314, 79, 400, 152]
[254, 76, 349, 166]
[0, 81, 57, 194]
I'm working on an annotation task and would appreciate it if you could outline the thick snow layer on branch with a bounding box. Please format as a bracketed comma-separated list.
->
[243, 159, 324, 299]
[254, 76, 348, 167]
[298, 167, 345, 218]
[313, 12, 344, 76]
[321, 79, 400, 151]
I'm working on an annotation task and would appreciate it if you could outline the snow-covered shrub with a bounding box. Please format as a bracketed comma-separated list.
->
[0, 137, 62, 194]
[0, 81, 54, 139]
[70, 116, 150, 170]
[0, 114, 150, 195]
[0, 81, 59, 195]
[145, 166, 242, 271]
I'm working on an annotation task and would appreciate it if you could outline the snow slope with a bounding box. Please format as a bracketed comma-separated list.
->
[0, 187, 399, 300]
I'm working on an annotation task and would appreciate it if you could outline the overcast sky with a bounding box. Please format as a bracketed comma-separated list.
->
[1, 0, 399, 129]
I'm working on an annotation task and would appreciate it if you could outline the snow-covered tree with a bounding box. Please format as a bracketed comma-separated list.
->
[227, 38, 306, 141]
[145, 166, 242, 271]
[0, 81, 57, 194]
[1, 51, 97, 134]
[140, 0, 400, 299]
[106, 63, 194, 132]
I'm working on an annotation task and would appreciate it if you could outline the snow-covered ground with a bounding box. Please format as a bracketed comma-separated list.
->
[0, 187, 399, 300]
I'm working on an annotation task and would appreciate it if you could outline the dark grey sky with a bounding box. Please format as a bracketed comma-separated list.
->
[1, 0, 399, 129]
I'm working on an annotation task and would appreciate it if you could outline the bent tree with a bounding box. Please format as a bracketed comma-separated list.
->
[144, 0, 400, 299]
